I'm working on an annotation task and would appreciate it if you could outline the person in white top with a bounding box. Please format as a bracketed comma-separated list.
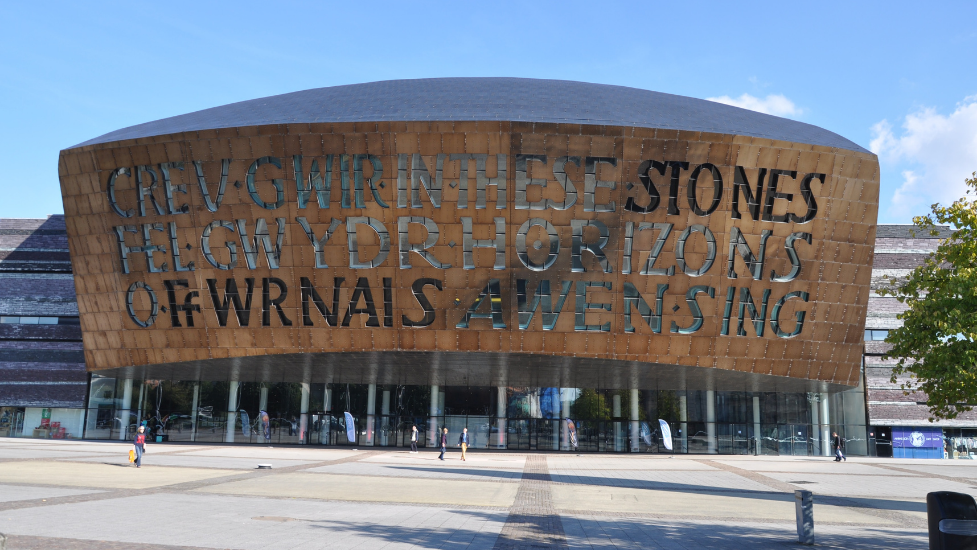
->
[410, 425, 418, 453]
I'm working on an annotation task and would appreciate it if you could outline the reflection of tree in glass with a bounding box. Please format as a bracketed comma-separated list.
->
[656, 391, 681, 422]
[570, 389, 610, 420]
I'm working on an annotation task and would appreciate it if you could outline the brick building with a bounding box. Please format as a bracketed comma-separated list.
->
[0, 215, 86, 438]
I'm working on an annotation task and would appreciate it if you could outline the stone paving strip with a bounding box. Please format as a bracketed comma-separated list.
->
[493, 455, 567, 550]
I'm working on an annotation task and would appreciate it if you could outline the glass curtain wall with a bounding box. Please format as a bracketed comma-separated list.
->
[61, 376, 870, 455]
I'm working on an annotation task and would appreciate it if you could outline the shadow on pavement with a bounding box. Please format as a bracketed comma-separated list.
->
[387, 465, 928, 515]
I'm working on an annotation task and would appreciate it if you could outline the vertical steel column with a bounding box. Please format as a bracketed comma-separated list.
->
[810, 395, 821, 455]
[136, 382, 146, 428]
[561, 390, 571, 450]
[630, 389, 640, 452]
[381, 390, 391, 446]
[299, 382, 310, 444]
[190, 383, 199, 443]
[753, 395, 762, 455]
[820, 394, 831, 457]
[226, 380, 238, 443]
[366, 383, 376, 446]
[429, 385, 439, 447]
[613, 394, 622, 452]
[706, 390, 717, 454]
[496, 387, 507, 449]
[679, 393, 688, 453]
[259, 386, 268, 412]
[118, 378, 133, 441]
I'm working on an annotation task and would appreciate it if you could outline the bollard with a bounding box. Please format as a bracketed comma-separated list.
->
[795, 490, 814, 545]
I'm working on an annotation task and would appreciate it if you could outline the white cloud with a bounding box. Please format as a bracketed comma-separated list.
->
[706, 93, 803, 118]
[871, 96, 977, 218]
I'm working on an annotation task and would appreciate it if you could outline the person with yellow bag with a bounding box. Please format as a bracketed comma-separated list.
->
[132, 425, 147, 468]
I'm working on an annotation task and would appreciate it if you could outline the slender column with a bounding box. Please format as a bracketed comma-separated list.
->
[324, 388, 332, 413]
[190, 383, 199, 442]
[810, 395, 821, 455]
[630, 389, 640, 452]
[613, 394, 622, 452]
[753, 395, 761, 455]
[678, 393, 688, 453]
[136, 383, 146, 427]
[496, 387, 507, 449]
[259, 386, 268, 412]
[561, 389, 571, 450]
[118, 378, 133, 441]
[226, 380, 238, 443]
[381, 390, 391, 446]
[428, 385, 439, 447]
[706, 390, 717, 454]
[820, 394, 831, 457]
[366, 383, 376, 446]
[299, 382, 310, 444]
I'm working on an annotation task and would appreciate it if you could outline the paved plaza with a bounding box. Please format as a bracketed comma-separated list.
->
[0, 439, 972, 548]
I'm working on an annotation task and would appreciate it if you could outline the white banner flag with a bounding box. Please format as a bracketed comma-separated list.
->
[659, 419, 673, 451]
[344, 412, 356, 443]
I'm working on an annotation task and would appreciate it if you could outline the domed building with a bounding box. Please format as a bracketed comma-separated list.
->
[55, 78, 879, 454]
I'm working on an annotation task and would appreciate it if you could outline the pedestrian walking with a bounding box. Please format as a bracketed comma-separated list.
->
[458, 427, 470, 461]
[832, 431, 846, 462]
[133, 425, 147, 468]
[410, 425, 418, 453]
[438, 427, 448, 460]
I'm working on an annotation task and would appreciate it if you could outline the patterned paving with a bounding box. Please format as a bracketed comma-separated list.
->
[0, 439, 951, 549]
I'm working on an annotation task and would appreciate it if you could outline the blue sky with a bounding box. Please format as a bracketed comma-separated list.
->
[2, 1, 975, 223]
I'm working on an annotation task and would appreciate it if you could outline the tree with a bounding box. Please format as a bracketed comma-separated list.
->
[879, 172, 977, 420]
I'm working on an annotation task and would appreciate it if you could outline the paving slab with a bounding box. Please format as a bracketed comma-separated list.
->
[0, 492, 509, 550]
[306, 460, 524, 481]
[0, 484, 102, 503]
[712, 458, 897, 475]
[550, 469, 772, 492]
[551, 484, 892, 525]
[196, 471, 519, 507]
[560, 515, 927, 549]
[0, 460, 238, 489]
[547, 456, 719, 470]
[761, 471, 977, 499]
[175, 447, 360, 460]
[62, 454, 316, 470]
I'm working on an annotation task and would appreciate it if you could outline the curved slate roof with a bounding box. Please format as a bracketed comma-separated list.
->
[70, 78, 868, 153]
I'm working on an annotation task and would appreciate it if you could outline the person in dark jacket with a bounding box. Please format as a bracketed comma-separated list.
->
[438, 427, 448, 460]
[410, 425, 418, 453]
[133, 425, 147, 468]
[832, 431, 846, 462]
[458, 428, 470, 461]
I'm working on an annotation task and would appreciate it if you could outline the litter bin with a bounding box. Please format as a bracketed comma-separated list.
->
[927, 491, 977, 549]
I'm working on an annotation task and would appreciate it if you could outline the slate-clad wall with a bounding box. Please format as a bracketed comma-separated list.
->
[0, 216, 86, 408]
[865, 225, 977, 427]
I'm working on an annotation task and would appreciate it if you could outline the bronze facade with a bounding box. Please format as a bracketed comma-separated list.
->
[58, 121, 878, 391]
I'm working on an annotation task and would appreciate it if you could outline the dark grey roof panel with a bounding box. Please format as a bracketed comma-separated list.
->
[69, 78, 869, 153]
[876, 225, 953, 239]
